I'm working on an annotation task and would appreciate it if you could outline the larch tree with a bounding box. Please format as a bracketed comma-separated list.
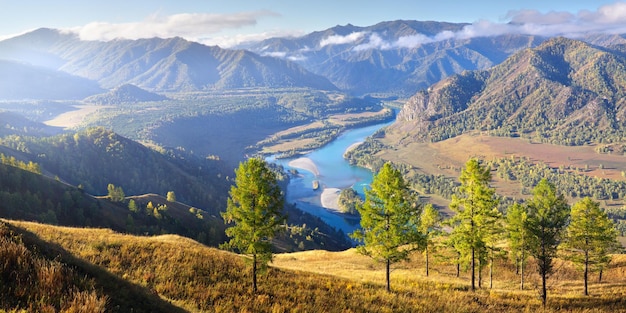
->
[447, 158, 500, 291]
[221, 158, 286, 294]
[562, 197, 619, 296]
[166, 191, 176, 202]
[525, 179, 570, 307]
[351, 162, 423, 292]
[506, 202, 529, 290]
[419, 203, 441, 277]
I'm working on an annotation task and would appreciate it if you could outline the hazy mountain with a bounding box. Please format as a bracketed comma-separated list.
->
[391, 37, 626, 145]
[0, 28, 338, 93]
[244, 21, 545, 96]
[84, 84, 168, 104]
[0, 59, 103, 100]
[0, 111, 64, 136]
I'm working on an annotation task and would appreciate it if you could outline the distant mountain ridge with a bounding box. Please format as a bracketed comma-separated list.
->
[391, 37, 626, 145]
[0, 28, 337, 95]
[244, 21, 545, 96]
[3, 22, 626, 99]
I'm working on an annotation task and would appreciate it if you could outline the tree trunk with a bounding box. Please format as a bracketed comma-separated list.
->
[519, 250, 525, 290]
[471, 247, 476, 291]
[583, 250, 589, 296]
[489, 255, 493, 289]
[386, 258, 391, 292]
[425, 246, 429, 277]
[541, 269, 547, 307]
[252, 253, 258, 294]
[478, 257, 482, 289]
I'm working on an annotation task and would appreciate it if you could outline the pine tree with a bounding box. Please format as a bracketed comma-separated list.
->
[525, 179, 570, 307]
[351, 162, 423, 292]
[562, 197, 619, 296]
[221, 158, 285, 294]
[447, 158, 500, 291]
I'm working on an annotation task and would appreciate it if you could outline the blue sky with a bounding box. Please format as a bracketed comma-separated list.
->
[1, 0, 624, 47]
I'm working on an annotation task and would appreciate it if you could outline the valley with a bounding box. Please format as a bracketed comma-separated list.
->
[2, 9, 626, 311]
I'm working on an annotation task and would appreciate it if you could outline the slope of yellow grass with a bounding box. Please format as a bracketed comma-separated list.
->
[6, 219, 626, 312]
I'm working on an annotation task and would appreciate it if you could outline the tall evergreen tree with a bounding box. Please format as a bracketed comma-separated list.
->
[562, 197, 620, 296]
[525, 179, 570, 307]
[506, 202, 529, 290]
[351, 162, 423, 292]
[447, 158, 500, 291]
[221, 158, 285, 294]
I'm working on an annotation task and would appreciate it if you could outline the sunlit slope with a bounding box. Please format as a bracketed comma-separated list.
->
[5, 220, 626, 312]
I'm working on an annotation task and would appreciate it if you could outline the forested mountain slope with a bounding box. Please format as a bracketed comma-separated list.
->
[391, 37, 626, 146]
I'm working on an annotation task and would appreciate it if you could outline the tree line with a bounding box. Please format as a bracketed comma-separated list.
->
[223, 158, 622, 307]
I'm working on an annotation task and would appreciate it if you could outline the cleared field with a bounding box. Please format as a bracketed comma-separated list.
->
[381, 132, 626, 181]
[44, 105, 112, 129]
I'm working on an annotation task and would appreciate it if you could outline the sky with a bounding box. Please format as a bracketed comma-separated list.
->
[1, 0, 626, 47]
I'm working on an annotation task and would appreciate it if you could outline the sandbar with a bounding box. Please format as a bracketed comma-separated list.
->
[288, 157, 319, 176]
[321, 187, 341, 212]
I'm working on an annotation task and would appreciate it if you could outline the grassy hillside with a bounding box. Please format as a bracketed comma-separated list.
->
[4, 220, 626, 312]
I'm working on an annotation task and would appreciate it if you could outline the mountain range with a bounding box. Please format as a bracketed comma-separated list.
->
[4, 22, 626, 100]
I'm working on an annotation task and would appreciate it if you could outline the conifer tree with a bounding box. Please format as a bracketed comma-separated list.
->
[562, 197, 619, 296]
[221, 158, 285, 293]
[419, 204, 441, 277]
[447, 158, 500, 291]
[506, 202, 529, 290]
[525, 179, 570, 307]
[351, 162, 423, 292]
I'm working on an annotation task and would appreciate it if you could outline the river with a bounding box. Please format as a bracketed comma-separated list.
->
[270, 120, 393, 236]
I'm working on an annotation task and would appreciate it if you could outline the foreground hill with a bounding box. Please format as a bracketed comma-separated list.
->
[0, 126, 229, 211]
[0, 28, 337, 94]
[4, 220, 625, 312]
[391, 37, 626, 146]
[0, 128, 352, 250]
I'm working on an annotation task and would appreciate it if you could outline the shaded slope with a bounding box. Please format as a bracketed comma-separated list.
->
[0, 59, 103, 100]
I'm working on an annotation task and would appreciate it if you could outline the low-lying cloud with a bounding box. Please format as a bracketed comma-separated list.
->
[319, 32, 366, 47]
[321, 2, 626, 51]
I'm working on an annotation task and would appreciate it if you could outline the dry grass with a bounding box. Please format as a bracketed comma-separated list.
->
[5, 219, 626, 312]
[381, 132, 626, 181]
[0, 223, 108, 313]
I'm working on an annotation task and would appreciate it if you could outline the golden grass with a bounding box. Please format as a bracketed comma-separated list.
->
[5, 219, 626, 312]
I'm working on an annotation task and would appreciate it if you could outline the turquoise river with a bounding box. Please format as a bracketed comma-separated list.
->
[270, 119, 394, 236]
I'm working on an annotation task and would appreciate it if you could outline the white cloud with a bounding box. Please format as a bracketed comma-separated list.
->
[200, 29, 304, 48]
[340, 2, 626, 52]
[319, 31, 366, 47]
[69, 10, 280, 47]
